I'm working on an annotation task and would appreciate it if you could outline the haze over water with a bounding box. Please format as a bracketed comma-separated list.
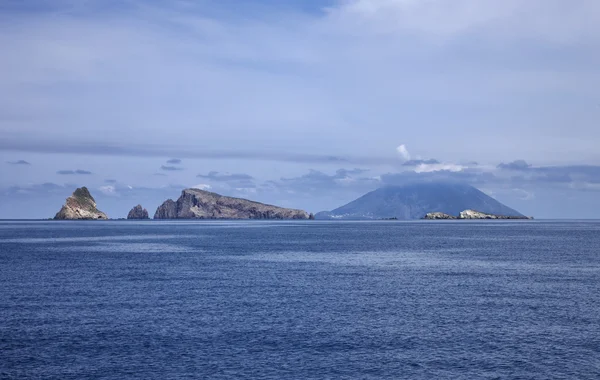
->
[1, 220, 599, 379]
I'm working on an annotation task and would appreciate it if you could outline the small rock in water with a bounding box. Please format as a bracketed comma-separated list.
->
[127, 205, 150, 220]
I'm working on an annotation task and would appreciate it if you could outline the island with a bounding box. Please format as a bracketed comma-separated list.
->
[53, 187, 108, 220]
[423, 209, 533, 220]
[154, 188, 313, 220]
[127, 205, 150, 220]
[315, 183, 525, 220]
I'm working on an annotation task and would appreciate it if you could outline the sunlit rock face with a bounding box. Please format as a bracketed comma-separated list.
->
[54, 187, 108, 220]
[154, 188, 311, 220]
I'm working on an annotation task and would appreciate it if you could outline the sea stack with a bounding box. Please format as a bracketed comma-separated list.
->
[54, 187, 108, 220]
[154, 188, 311, 220]
[127, 205, 149, 220]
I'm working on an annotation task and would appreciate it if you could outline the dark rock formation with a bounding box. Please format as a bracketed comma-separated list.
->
[315, 182, 524, 220]
[54, 187, 108, 220]
[154, 199, 177, 219]
[127, 205, 149, 220]
[154, 188, 311, 220]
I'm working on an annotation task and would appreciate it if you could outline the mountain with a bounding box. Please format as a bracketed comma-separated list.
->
[315, 182, 523, 220]
[154, 188, 313, 220]
[127, 205, 149, 220]
[54, 187, 108, 220]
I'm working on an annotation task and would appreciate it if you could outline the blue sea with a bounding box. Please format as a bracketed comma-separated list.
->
[1, 220, 599, 379]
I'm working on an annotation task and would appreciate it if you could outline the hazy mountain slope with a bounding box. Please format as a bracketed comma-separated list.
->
[315, 182, 523, 220]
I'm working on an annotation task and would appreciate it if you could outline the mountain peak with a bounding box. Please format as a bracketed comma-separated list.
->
[54, 187, 108, 220]
[315, 182, 522, 220]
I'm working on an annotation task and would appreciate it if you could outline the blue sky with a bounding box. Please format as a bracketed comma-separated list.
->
[2, 0, 600, 218]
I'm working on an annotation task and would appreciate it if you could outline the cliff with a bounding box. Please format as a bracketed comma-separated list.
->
[127, 205, 149, 220]
[154, 188, 312, 220]
[54, 187, 108, 220]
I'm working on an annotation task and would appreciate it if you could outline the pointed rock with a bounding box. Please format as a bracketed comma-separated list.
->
[54, 187, 108, 220]
[127, 205, 149, 220]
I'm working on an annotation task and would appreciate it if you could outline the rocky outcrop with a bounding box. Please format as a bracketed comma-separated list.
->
[54, 187, 108, 220]
[154, 199, 177, 219]
[127, 205, 149, 220]
[423, 209, 532, 220]
[458, 209, 532, 220]
[423, 212, 457, 220]
[154, 188, 311, 220]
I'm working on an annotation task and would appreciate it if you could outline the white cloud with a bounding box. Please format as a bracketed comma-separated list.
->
[396, 144, 411, 161]
[414, 163, 464, 173]
[192, 184, 212, 191]
[99, 185, 117, 196]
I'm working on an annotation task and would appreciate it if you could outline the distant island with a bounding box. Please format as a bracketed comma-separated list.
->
[52, 187, 312, 220]
[315, 182, 525, 220]
[423, 210, 533, 220]
[50, 183, 531, 221]
[54, 187, 108, 220]
[154, 188, 313, 220]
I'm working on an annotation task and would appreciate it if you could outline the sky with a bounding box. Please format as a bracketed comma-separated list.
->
[1, 0, 600, 219]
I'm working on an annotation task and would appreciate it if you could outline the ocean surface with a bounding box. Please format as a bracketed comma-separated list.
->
[1, 220, 599, 379]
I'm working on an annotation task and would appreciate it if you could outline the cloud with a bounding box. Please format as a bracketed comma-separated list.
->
[4, 182, 66, 196]
[494, 161, 600, 186]
[7, 160, 31, 165]
[402, 159, 440, 167]
[279, 168, 378, 193]
[378, 161, 600, 193]
[160, 165, 183, 171]
[191, 184, 212, 191]
[104, 179, 117, 183]
[99, 185, 117, 196]
[0, 138, 398, 166]
[380, 169, 491, 187]
[197, 171, 254, 182]
[330, 0, 600, 42]
[56, 169, 92, 175]
[497, 160, 532, 171]
[414, 163, 464, 173]
[401, 159, 467, 173]
[197, 171, 255, 188]
[166, 158, 182, 164]
[396, 145, 411, 161]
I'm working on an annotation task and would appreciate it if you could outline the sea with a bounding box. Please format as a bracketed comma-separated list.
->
[1, 220, 599, 379]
